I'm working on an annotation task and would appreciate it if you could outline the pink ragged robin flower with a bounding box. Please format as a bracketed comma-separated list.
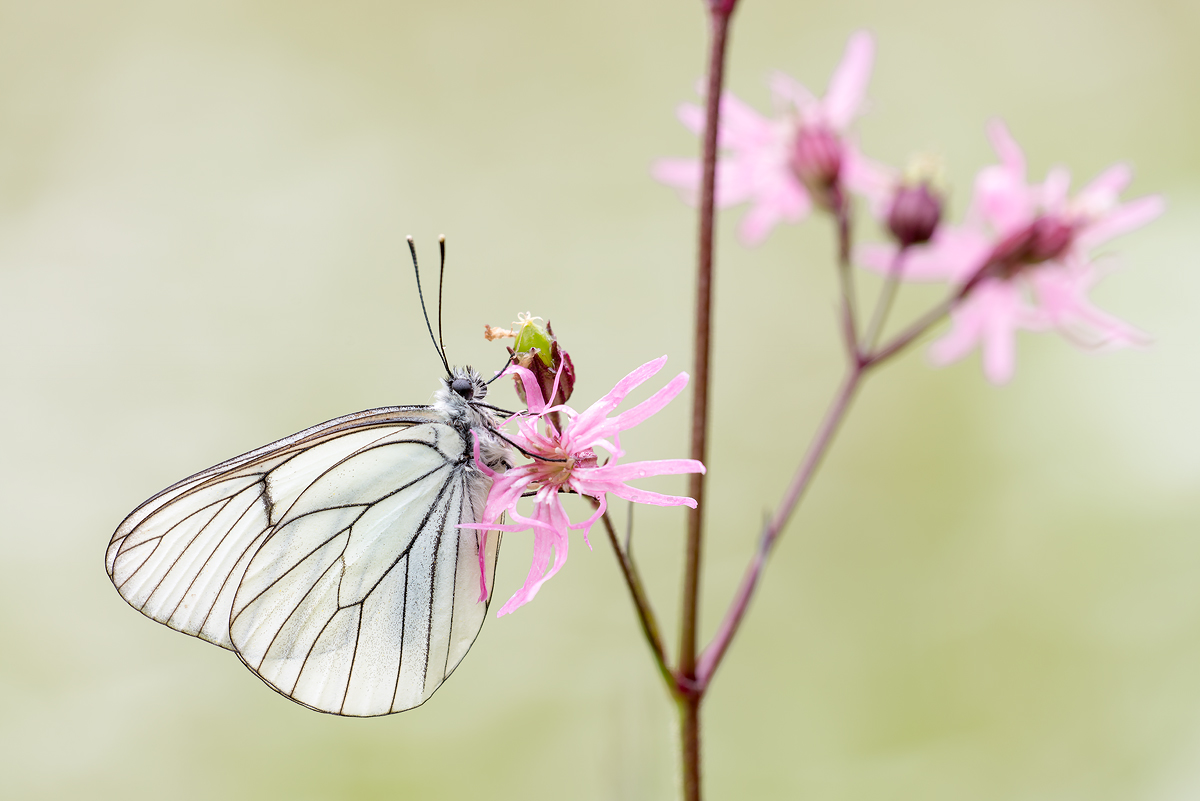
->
[653, 31, 892, 244]
[860, 120, 1163, 383]
[461, 356, 705, 617]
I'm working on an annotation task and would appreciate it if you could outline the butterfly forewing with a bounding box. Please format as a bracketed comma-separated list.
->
[106, 404, 500, 715]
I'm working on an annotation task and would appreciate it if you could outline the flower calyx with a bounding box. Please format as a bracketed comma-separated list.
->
[887, 155, 946, 248]
[790, 123, 844, 211]
[485, 313, 576, 410]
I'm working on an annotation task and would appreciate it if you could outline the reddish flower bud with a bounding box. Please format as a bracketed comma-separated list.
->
[789, 124, 843, 210]
[887, 182, 943, 247]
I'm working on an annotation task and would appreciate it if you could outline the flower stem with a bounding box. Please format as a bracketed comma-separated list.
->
[698, 241, 951, 685]
[864, 291, 954, 366]
[679, 3, 738, 799]
[835, 195, 860, 357]
[597, 506, 673, 687]
[697, 364, 863, 683]
[862, 246, 908, 352]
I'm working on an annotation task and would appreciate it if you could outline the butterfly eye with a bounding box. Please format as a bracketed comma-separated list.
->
[451, 377, 475, 400]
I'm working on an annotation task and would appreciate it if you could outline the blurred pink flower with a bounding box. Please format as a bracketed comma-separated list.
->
[462, 357, 705, 617]
[653, 31, 892, 244]
[861, 120, 1163, 383]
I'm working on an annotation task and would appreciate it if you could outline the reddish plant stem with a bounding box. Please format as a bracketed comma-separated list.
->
[597, 506, 673, 687]
[697, 364, 862, 683]
[679, 3, 738, 800]
[862, 246, 908, 351]
[698, 243, 965, 686]
[835, 195, 859, 357]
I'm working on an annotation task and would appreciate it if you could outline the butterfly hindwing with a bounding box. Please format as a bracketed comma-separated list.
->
[105, 405, 499, 715]
[229, 422, 498, 715]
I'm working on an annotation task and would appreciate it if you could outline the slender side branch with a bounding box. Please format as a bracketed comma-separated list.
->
[865, 292, 954, 365]
[862, 246, 908, 351]
[697, 366, 863, 684]
[699, 250, 967, 686]
[597, 506, 673, 687]
[834, 197, 860, 357]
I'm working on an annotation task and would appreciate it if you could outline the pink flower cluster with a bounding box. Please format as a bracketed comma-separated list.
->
[463, 357, 705, 617]
[656, 30, 1163, 383]
[653, 31, 891, 244]
[862, 121, 1163, 382]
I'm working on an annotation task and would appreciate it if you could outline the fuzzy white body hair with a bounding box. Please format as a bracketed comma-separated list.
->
[433, 366, 512, 475]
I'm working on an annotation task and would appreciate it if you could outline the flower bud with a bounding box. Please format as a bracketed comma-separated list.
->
[501, 314, 575, 409]
[887, 182, 942, 247]
[789, 123, 843, 210]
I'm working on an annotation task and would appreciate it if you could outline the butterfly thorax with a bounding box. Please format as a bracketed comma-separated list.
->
[435, 366, 511, 473]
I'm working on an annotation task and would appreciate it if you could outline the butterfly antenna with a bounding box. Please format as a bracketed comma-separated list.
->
[437, 235, 447, 363]
[408, 236, 451, 376]
[485, 347, 515, 385]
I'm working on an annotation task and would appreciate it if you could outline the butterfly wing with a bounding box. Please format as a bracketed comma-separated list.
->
[106, 405, 500, 716]
[229, 421, 498, 715]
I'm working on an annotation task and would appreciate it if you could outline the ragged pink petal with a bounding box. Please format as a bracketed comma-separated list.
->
[1077, 163, 1132, 209]
[824, 31, 875, 129]
[987, 118, 1026, 176]
[466, 356, 704, 617]
[1075, 195, 1165, 250]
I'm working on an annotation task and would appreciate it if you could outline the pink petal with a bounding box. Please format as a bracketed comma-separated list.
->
[1078, 162, 1132, 208]
[496, 495, 572, 617]
[719, 93, 773, 150]
[568, 357, 667, 438]
[677, 103, 705, 136]
[973, 162, 1035, 235]
[769, 70, 817, 115]
[591, 482, 699, 508]
[1075, 195, 1165, 250]
[505, 364, 549, 412]
[860, 227, 992, 283]
[986, 118, 1025, 176]
[980, 300, 1020, 384]
[842, 145, 896, 216]
[570, 492, 607, 536]
[824, 31, 875, 130]
[573, 372, 689, 447]
[581, 458, 707, 483]
[929, 280, 1021, 374]
[652, 158, 701, 193]
[738, 187, 805, 244]
[714, 159, 759, 207]
[1041, 167, 1072, 211]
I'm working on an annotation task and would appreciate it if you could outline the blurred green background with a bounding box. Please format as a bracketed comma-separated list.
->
[2, 1, 1198, 798]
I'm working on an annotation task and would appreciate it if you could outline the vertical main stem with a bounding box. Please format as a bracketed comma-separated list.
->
[680, 5, 736, 801]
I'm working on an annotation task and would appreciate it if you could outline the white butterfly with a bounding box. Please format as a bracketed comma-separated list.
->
[106, 369, 512, 716]
[106, 239, 515, 716]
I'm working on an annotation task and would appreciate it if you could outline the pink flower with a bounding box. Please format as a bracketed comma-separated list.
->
[861, 120, 1163, 383]
[653, 31, 892, 244]
[462, 357, 705, 617]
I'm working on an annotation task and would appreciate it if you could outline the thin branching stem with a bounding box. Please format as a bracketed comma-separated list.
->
[835, 195, 860, 358]
[596, 506, 673, 687]
[697, 364, 862, 683]
[698, 227, 960, 686]
[862, 246, 908, 352]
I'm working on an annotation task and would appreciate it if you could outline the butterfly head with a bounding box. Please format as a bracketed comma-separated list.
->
[444, 366, 488, 404]
[436, 366, 511, 471]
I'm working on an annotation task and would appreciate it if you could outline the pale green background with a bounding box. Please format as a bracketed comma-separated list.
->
[2, 1, 1198, 799]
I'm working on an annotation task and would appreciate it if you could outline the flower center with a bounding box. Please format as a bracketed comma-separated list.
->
[988, 214, 1076, 279]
